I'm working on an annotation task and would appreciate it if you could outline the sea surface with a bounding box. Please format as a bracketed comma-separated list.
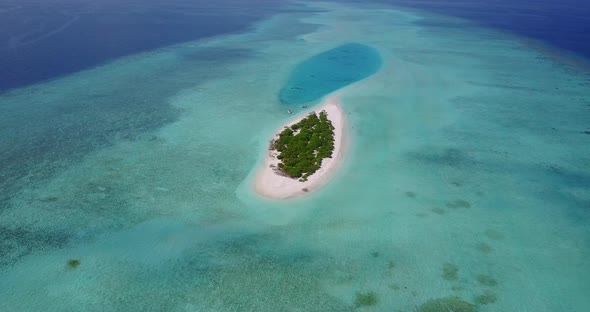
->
[1, 1, 589, 311]
[0, 0, 290, 92]
[279, 43, 382, 105]
[353, 0, 590, 59]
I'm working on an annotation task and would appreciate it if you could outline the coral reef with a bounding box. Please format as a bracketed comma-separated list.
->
[355, 291, 379, 307]
[476, 275, 498, 287]
[67, 259, 80, 269]
[431, 207, 445, 215]
[476, 242, 494, 254]
[475, 292, 497, 305]
[442, 262, 459, 281]
[416, 296, 477, 312]
[446, 199, 471, 209]
[484, 229, 504, 240]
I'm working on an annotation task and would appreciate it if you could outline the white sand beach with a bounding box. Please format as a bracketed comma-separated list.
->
[254, 96, 347, 199]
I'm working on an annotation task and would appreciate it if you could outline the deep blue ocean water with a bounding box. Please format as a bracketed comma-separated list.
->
[362, 0, 590, 59]
[2, 0, 589, 93]
[279, 43, 382, 105]
[0, 0, 289, 93]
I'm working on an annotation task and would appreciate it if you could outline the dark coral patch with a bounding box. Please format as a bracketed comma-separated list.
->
[484, 229, 504, 240]
[416, 296, 477, 312]
[67, 259, 80, 269]
[388, 260, 396, 269]
[354, 291, 379, 307]
[431, 207, 445, 215]
[476, 242, 494, 254]
[476, 275, 498, 287]
[446, 199, 471, 209]
[442, 262, 459, 281]
[475, 292, 497, 305]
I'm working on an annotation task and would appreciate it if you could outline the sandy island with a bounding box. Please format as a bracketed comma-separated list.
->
[254, 96, 347, 199]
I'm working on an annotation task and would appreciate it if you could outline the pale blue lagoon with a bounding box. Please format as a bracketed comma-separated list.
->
[1, 1, 589, 311]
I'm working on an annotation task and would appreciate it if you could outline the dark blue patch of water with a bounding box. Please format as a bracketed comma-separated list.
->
[345, 0, 590, 60]
[279, 43, 381, 105]
[0, 0, 290, 93]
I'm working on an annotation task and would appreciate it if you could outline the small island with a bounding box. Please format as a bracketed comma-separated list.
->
[273, 110, 335, 181]
[254, 96, 346, 199]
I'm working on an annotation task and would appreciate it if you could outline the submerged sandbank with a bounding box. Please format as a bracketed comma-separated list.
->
[254, 96, 347, 199]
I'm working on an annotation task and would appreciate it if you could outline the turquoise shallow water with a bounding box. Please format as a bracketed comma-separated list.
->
[1, 2, 589, 311]
[279, 43, 382, 104]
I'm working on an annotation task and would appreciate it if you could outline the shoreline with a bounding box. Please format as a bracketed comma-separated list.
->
[254, 96, 347, 199]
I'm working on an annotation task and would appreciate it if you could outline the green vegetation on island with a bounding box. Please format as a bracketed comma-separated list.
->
[273, 111, 335, 181]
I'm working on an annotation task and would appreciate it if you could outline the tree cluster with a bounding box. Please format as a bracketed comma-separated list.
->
[273, 111, 335, 181]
